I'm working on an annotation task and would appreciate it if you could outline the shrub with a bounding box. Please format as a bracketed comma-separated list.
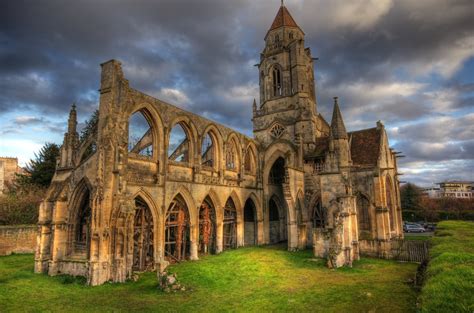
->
[0, 187, 45, 225]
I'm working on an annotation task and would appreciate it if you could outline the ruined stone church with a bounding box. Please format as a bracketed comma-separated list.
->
[35, 4, 403, 285]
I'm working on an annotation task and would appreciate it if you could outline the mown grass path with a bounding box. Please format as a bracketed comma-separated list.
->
[0, 246, 417, 312]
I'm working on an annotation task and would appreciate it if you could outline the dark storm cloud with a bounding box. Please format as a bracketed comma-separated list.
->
[1, 0, 473, 184]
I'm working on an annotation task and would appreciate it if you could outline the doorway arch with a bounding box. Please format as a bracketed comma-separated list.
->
[223, 197, 237, 250]
[132, 197, 154, 271]
[199, 196, 217, 255]
[243, 198, 257, 246]
[165, 195, 190, 262]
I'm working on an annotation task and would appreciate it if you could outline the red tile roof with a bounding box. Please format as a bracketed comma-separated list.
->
[268, 5, 301, 32]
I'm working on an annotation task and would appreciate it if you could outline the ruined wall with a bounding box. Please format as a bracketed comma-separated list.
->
[0, 225, 37, 255]
[0, 157, 20, 193]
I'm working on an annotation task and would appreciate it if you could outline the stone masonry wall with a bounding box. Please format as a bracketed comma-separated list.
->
[0, 225, 37, 256]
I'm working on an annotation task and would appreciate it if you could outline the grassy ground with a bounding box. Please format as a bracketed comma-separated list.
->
[404, 233, 433, 241]
[420, 221, 474, 312]
[0, 246, 418, 312]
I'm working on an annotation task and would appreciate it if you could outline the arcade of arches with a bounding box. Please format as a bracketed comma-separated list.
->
[35, 3, 403, 285]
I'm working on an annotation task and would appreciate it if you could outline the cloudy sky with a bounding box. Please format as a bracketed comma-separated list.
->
[1, 0, 473, 186]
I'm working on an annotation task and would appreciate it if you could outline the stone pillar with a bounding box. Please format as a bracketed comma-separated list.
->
[190, 224, 199, 260]
[35, 201, 53, 273]
[34, 224, 52, 273]
[287, 220, 298, 251]
[216, 219, 223, 254]
[237, 213, 244, 247]
[257, 219, 264, 245]
[297, 224, 307, 250]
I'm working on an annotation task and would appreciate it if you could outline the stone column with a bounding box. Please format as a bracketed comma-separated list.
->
[216, 219, 223, 254]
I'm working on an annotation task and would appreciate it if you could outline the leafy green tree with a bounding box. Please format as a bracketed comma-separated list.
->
[17, 143, 60, 187]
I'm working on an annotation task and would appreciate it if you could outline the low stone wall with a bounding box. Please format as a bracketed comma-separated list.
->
[0, 225, 37, 256]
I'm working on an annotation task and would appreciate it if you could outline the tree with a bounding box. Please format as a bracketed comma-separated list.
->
[80, 109, 99, 142]
[400, 183, 423, 211]
[17, 143, 60, 188]
[400, 183, 424, 221]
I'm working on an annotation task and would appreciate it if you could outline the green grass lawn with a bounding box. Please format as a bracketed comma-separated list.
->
[404, 234, 432, 241]
[0, 246, 418, 312]
[420, 221, 474, 313]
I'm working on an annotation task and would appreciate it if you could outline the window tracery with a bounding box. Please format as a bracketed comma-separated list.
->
[270, 123, 285, 138]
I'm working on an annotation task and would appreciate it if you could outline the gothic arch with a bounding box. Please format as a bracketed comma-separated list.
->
[223, 194, 238, 249]
[67, 177, 93, 257]
[130, 188, 160, 225]
[225, 133, 241, 172]
[296, 189, 306, 223]
[243, 197, 258, 246]
[127, 105, 164, 162]
[244, 142, 258, 175]
[165, 193, 192, 262]
[168, 186, 198, 224]
[201, 124, 224, 171]
[198, 195, 217, 255]
[263, 144, 297, 187]
[132, 196, 155, 271]
[227, 190, 243, 220]
[356, 192, 371, 232]
[168, 116, 198, 166]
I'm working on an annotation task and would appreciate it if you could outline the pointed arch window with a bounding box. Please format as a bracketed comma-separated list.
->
[226, 140, 238, 170]
[357, 194, 371, 231]
[272, 66, 282, 96]
[128, 110, 154, 158]
[201, 132, 216, 168]
[244, 147, 256, 175]
[168, 123, 189, 163]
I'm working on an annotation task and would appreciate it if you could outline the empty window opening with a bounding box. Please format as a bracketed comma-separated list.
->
[244, 147, 256, 174]
[129, 111, 153, 157]
[168, 123, 189, 163]
[272, 66, 282, 96]
[226, 141, 238, 170]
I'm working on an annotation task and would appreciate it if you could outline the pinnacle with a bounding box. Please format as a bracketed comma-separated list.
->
[268, 3, 300, 33]
[330, 97, 348, 139]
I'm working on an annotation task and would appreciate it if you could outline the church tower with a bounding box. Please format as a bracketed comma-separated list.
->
[253, 2, 327, 148]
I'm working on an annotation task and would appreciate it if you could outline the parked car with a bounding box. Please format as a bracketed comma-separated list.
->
[404, 224, 425, 233]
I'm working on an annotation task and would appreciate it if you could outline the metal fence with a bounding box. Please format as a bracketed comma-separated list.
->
[391, 239, 430, 263]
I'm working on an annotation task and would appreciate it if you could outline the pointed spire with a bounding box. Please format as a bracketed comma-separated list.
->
[68, 102, 77, 133]
[330, 97, 348, 139]
[253, 98, 257, 112]
[267, 2, 301, 33]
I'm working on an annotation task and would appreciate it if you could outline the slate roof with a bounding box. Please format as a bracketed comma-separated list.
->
[304, 127, 382, 167]
[306, 137, 329, 158]
[349, 127, 381, 167]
